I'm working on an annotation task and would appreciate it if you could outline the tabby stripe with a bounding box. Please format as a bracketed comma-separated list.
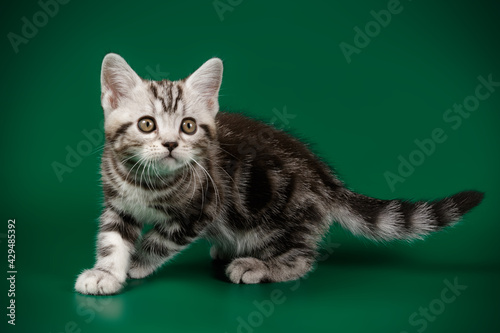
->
[399, 201, 415, 231]
[113, 206, 143, 228]
[161, 96, 168, 113]
[103, 158, 124, 193]
[173, 85, 183, 112]
[283, 175, 296, 205]
[102, 180, 118, 199]
[150, 204, 178, 218]
[167, 82, 173, 112]
[100, 207, 142, 244]
[150, 83, 159, 98]
[98, 245, 115, 257]
[199, 124, 214, 140]
[169, 231, 191, 246]
[141, 237, 180, 258]
[155, 225, 192, 246]
[108, 122, 133, 143]
[348, 194, 388, 232]
[431, 200, 450, 228]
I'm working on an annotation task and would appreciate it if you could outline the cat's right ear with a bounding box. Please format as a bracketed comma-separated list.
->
[100, 53, 141, 117]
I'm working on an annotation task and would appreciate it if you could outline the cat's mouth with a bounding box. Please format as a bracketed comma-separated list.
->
[121, 153, 180, 173]
[164, 156, 176, 161]
[157, 153, 186, 173]
[163, 153, 177, 161]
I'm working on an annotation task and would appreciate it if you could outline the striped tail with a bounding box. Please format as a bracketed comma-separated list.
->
[332, 190, 484, 241]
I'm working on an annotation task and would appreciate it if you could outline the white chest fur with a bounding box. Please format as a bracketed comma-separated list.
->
[109, 181, 171, 224]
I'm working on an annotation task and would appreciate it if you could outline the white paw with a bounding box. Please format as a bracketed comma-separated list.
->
[127, 263, 153, 279]
[75, 269, 123, 295]
[226, 257, 267, 284]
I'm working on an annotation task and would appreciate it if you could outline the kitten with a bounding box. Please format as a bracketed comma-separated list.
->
[75, 53, 484, 295]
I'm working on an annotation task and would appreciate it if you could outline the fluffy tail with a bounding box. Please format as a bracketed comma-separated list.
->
[331, 190, 484, 241]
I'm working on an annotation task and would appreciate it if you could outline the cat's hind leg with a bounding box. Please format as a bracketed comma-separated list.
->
[225, 248, 316, 284]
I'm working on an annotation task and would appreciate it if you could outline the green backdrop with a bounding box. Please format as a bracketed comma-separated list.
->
[1, 0, 499, 332]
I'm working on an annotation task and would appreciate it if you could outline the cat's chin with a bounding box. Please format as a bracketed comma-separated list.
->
[155, 157, 186, 175]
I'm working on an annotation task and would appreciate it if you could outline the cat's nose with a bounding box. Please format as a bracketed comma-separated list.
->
[162, 141, 179, 152]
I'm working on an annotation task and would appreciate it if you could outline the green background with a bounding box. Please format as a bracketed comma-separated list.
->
[1, 0, 499, 332]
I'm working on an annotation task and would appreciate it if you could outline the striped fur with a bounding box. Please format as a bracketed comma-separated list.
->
[75, 54, 484, 295]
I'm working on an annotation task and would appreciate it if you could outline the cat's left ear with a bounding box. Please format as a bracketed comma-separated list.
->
[185, 58, 223, 116]
[101, 53, 142, 117]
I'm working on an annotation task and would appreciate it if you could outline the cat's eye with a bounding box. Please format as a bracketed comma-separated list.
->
[181, 118, 197, 135]
[138, 117, 156, 133]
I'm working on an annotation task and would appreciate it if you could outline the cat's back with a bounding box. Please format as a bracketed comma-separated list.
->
[215, 112, 341, 190]
[216, 112, 311, 160]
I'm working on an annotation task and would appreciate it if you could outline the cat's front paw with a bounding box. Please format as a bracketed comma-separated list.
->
[226, 257, 268, 284]
[127, 263, 154, 279]
[75, 269, 123, 295]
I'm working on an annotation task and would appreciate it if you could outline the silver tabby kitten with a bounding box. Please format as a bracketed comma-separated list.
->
[75, 54, 484, 295]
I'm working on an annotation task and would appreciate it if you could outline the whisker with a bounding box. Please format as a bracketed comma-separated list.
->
[191, 162, 204, 213]
[91, 144, 107, 155]
[120, 152, 142, 164]
[185, 163, 197, 205]
[217, 146, 238, 159]
[190, 158, 220, 210]
[133, 157, 147, 189]
[140, 159, 152, 191]
[114, 155, 147, 202]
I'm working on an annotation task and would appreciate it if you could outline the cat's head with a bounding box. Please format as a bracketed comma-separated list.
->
[101, 53, 222, 175]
